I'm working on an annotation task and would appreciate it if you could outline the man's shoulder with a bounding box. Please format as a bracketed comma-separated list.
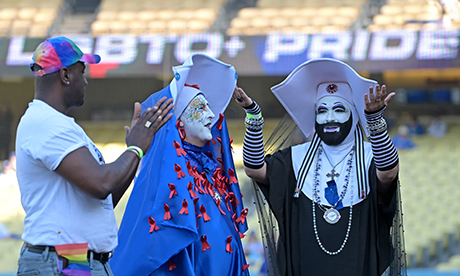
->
[18, 104, 85, 151]
[22, 104, 78, 131]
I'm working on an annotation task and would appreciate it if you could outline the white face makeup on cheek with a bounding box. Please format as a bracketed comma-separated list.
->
[315, 96, 351, 133]
[180, 94, 215, 145]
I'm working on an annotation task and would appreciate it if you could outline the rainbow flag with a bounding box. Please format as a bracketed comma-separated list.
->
[55, 243, 91, 276]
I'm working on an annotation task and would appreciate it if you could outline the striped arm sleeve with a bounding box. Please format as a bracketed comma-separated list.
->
[243, 101, 265, 169]
[243, 101, 261, 115]
[365, 106, 399, 171]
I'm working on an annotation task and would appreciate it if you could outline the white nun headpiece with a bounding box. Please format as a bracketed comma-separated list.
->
[271, 58, 377, 138]
[170, 53, 238, 127]
[271, 58, 376, 199]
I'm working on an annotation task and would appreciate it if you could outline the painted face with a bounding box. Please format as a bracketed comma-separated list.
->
[315, 96, 353, 146]
[180, 94, 215, 146]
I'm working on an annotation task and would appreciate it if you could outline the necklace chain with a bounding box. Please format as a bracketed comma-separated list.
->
[322, 145, 353, 171]
[312, 145, 355, 255]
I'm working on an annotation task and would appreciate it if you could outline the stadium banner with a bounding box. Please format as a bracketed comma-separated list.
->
[1, 30, 459, 78]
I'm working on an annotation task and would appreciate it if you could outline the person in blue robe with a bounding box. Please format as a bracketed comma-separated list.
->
[111, 54, 249, 276]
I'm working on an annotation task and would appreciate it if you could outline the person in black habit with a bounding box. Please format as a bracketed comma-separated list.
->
[233, 58, 406, 276]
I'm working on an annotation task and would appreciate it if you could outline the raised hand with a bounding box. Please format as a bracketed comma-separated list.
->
[149, 97, 174, 135]
[364, 84, 395, 113]
[125, 97, 174, 153]
[232, 86, 253, 108]
[124, 102, 142, 135]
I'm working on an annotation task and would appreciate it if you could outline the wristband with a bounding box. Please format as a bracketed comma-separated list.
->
[127, 145, 144, 159]
[246, 112, 263, 120]
[365, 106, 387, 136]
[366, 118, 387, 136]
[364, 106, 386, 122]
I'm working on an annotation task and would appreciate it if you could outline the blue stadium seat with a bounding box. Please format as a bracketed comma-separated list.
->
[431, 89, 451, 103]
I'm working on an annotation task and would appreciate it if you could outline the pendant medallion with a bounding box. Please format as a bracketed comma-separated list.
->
[323, 208, 341, 224]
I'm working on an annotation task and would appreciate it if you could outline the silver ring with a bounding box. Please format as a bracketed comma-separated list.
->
[144, 121, 152, 128]
[375, 99, 382, 102]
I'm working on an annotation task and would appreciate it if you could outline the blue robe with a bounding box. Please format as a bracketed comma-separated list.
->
[111, 86, 249, 276]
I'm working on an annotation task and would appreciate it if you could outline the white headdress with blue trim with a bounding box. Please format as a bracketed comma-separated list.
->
[170, 53, 238, 126]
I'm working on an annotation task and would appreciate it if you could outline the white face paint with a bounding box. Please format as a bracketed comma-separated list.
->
[315, 96, 351, 133]
[180, 94, 215, 146]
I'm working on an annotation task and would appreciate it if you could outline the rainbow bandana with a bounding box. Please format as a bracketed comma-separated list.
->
[30, 36, 101, 76]
[55, 243, 91, 276]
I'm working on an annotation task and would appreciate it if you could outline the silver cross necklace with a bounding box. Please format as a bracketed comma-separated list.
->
[322, 145, 353, 181]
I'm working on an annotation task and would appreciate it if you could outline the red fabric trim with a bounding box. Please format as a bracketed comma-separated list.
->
[148, 217, 159, 233]
[164, 204, 171, 220]
[216, 198, 227, 215]
[187, 182, 198, 198]
[193, 197, 200, 214]
[200, 205, 211, 222]
[186, 161, 195, 177]
[173, 140, 187, 157]
[242, 264, 250, 271]
[228, 168, 238, 185]
[228, 192, 240, 206]
[168, 259, 176, 271]
[179, 199, 189, 215]
[216, 137, 223, 154]
[185, 83, 200, 90]
[207, 185, 215, 198]
[202, 175, 210, 195]
[235, 208, 249, 224]
[174, 164, 186, 179]
[216, 113, 224, 130]
[226, 236, 233, 253]
[225, 194, 231, 212]
[201, 235, 211, 251]
[168, 183, 178, 198]
[229, 137, 234, 151]
[194, 176, 205, 194]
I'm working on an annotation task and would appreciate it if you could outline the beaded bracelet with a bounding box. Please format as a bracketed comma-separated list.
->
[127, 145, 144, 159]
[366, 118, 387, 136]
[245, 114, 264, 131]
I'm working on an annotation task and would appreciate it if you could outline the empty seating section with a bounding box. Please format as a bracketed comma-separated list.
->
[227, 0, 367, 36]
[399, 125, 460, 267]
[91, 0, 222, 35]
[369, 0, 460, 32]
[0, 0, 62, 37]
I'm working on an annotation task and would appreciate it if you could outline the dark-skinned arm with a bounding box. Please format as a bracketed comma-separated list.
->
[55, 97, 173, 207]
[110, 156, 138, 208]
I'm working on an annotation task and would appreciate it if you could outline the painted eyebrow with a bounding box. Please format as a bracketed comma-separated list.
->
[317, 105, 327, 109]
[333, 103, 345, 109]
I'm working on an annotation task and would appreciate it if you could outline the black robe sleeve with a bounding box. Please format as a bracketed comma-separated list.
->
[257, 148, 296, 276]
